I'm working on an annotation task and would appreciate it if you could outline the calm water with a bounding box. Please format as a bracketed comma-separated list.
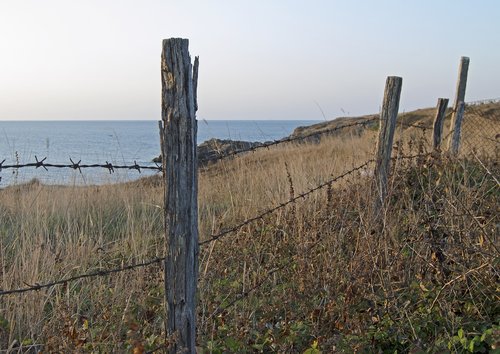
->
[0, 120, 319, 185]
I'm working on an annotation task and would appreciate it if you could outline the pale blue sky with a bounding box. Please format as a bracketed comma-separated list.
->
[0, 0, 499, 120]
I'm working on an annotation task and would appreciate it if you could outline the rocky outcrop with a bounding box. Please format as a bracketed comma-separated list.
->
[289, 115, 379, 142]
[153, 138, 264, 166]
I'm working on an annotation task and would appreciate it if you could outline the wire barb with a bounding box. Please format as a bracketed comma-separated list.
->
[131, 161, 141, 173]
[34, 156, 48, 171]
[105, 161, 114, 174]
[69, 158, 82, 173]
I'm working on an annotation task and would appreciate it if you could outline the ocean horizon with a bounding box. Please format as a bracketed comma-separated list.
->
[0, 119, 321, 185]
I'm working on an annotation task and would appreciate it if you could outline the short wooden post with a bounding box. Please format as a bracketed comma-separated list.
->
[448, 101, 465, 155]
[374, 76, 402, 210]
[448, 56, 469, 152]
[161, 38, 199, 353]
[432, 98, 449, 150]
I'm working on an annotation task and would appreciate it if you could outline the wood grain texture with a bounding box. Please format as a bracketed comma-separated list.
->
[432, 98, 449, 150]
[452, 57, 470, 111]
[374, 76, 402, 210]
[448, 57, 469, 153]
[193, 56, 199, 112]
[448, 101, 465, 155]
[161, 38, 198, 354]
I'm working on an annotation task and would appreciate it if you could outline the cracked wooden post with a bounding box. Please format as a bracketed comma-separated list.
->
[161, 38, 199, 353]
[432, 98, 449, 150]
[447, 56, 469, 153]
[374, 76, 402, 212]
[448, 101, 465, 155]
[158, 120, 165, 176]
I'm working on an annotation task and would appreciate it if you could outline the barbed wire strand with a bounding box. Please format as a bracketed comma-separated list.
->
[209, 118, 378, 163]
[0, 256, 164, 296]
[0, 156, 161, 173]
[200, 152, 432, 247]
[202, 153, 434, 327]
[2, 97, 496, 175]
[0, 151, 432, 297]
[208, 103, 477, 162]
[199, 159, 375, 246]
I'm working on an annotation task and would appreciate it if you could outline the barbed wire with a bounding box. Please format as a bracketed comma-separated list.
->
[0, 256, 164, 296]
[397, 110, 455, 132]
[202, 153, 433, 325]
[209, 118, 378, 163]
[200, 152, 433, 247]
[199, 159, 375, 246]
[0, 156, 162, 173]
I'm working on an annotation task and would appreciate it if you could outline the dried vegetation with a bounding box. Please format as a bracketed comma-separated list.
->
[0, 104, 499, 352]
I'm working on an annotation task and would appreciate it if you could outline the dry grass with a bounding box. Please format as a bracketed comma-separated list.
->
[0, 104, 499, 352]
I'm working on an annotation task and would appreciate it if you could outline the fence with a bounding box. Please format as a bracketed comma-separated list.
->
[461, 101, 500, 158]
[1, 44, 499, 353]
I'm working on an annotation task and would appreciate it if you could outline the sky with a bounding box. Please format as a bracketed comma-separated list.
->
[0, 0, 499, 121]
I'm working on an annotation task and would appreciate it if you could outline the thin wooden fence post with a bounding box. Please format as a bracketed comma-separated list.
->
[432, 98, 449, 150]
[374, 76, 402, 211]
[161, 38, 199, 354]
[448, 56, 469, 152]
[158, 120, 165, 176]
[449, 101, 465, 155]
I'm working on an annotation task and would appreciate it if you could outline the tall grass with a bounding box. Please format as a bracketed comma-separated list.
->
[0, 115, 498, 352]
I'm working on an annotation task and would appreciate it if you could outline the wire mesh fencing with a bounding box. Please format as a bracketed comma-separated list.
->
[461, 101, 500, 158]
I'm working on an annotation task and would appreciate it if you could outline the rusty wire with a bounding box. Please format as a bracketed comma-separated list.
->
[202, 153, 433, 322]
[0, 156, 161, 173]
[0, 256, 164, 296]
[0, 150, 432, 297]
[209, 118, 378, 163]
[200, 152, 432, 247]
[199, 159, 375, 246]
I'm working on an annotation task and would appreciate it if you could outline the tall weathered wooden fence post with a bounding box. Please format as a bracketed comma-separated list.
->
[432, 98, 449, 150]
[374, 76, 402, 212]
[161, 38, 199, 353]
[447, 56, 469, 153]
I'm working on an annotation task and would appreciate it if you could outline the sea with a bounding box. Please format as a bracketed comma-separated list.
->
[0, 120, 320, 186]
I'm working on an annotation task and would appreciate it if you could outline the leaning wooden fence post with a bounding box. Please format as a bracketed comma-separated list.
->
[161, 38, 199, 353]
[448, 101, 465, 155]
[447, 56, 469, 152]
[432, 98, 449, 150]
[374, 76, 402, 212]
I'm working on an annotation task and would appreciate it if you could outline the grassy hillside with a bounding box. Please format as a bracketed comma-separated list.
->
[0, 103, 499, 352]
